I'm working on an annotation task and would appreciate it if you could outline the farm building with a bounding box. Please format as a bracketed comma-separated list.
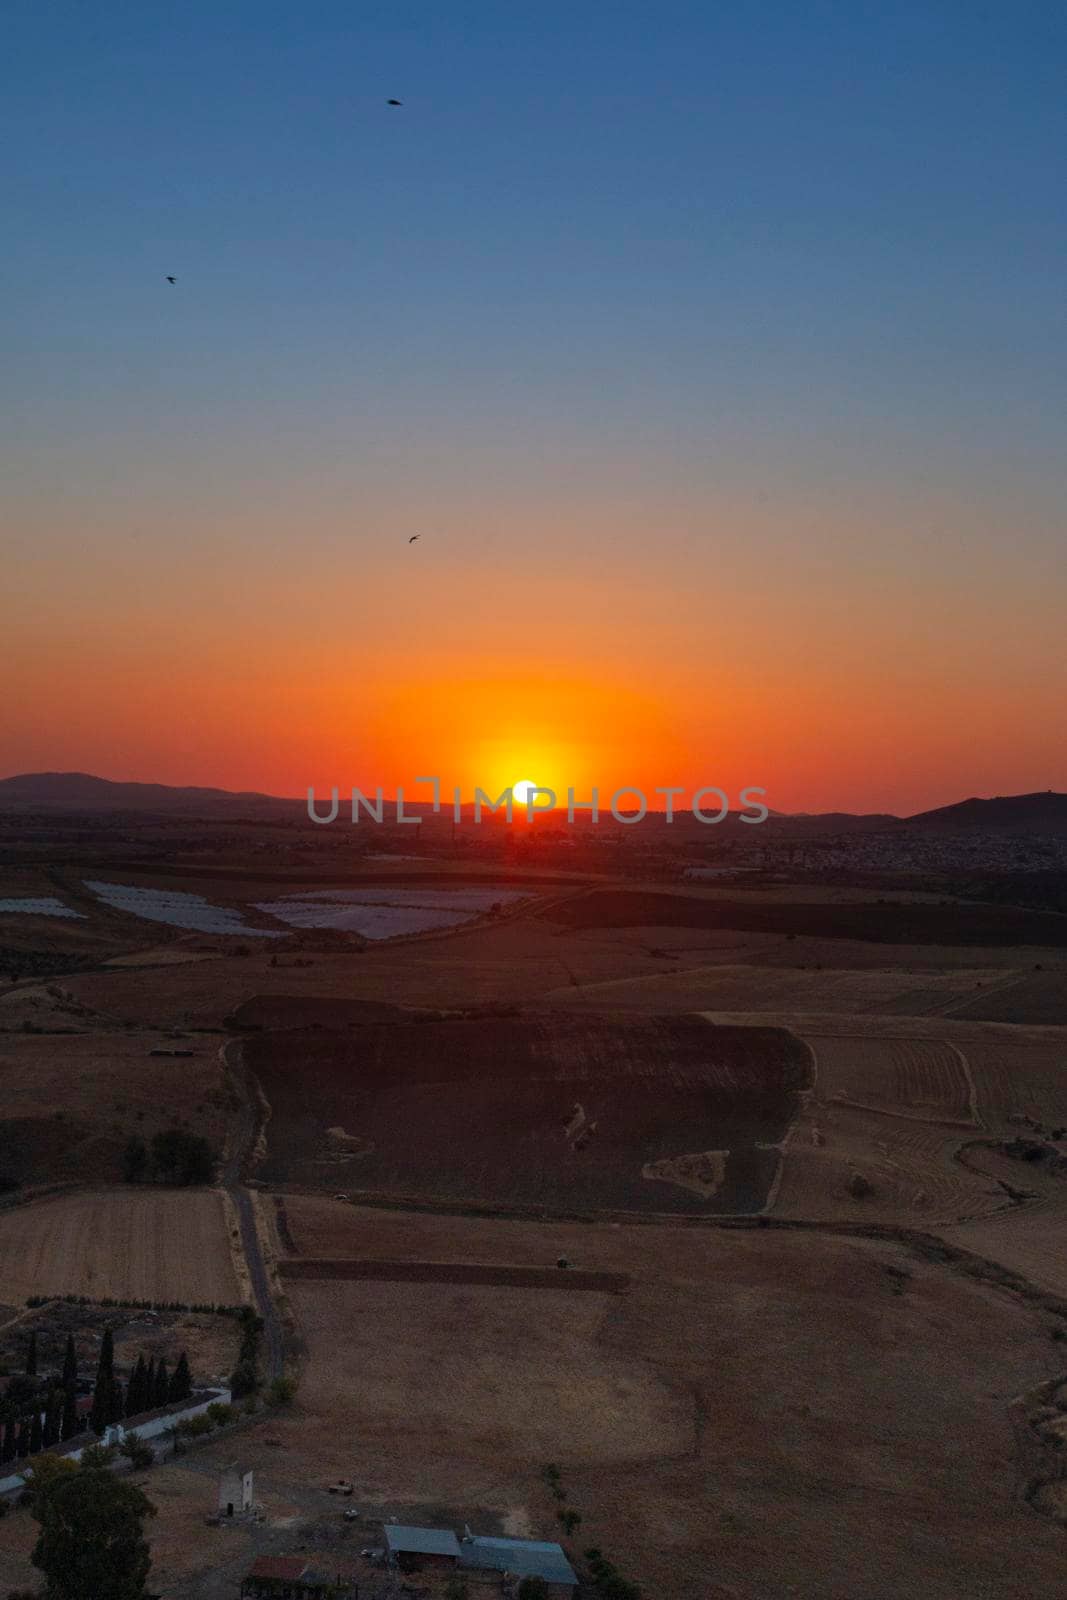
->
[383, 1524, 462, 1572]
[219, 1462, 254, 1516]
[459, 1533, 578, 1595]
[240, 1555, 352, 1598]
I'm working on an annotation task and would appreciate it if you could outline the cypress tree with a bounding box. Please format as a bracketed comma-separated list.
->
[1, 1421, 14, 1463]
[16, 1418, 31, 1459]
[169, 1352, 192, 1404]
[43, 1392, 60, 1448]
[109, 1378, 125, 1425]
[25, 1331, 38, 1376]
[90, 1328, 116, 1436]
[61, 1387, 79, 1441]
[62, 1334, 78, 1392]
[153, 1358, 169, 1409]
[127, 1354, 147, 1417]
[30, 1410, 43, 1455]
[145, 1356, 156, 1406]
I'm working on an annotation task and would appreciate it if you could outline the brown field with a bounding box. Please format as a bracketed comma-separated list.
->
[961, 1039, 1067, 1130]
[0, 1189, 242, 1305]
[804, 1034, 977, 1124]
[248, 1201, 1067, 1600]
[0, 1027, 238, 1186]
[946, 968, 1067, 1025]
[938, 1190, 1067, 1302]
[243, 1014, 810, 1212]
[543, 888, 1067, 947]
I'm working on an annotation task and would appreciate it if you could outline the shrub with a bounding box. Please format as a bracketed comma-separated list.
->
[119, 1433, 153, 1470]
[206, 1403, 236, 1427]
[266, 1377, 297, 1408]
[176, 1414, 213, 1438]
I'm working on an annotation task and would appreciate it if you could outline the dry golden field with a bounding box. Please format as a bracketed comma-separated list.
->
[0, 1188, 241, 1305]
[252, 1199, 1067, 1600]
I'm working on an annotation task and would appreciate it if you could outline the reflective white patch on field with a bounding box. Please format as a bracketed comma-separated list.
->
[86, 881, 282, 937]
[0, 896, 84, 919]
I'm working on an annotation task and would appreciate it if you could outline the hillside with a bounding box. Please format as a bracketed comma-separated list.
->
[906, 792, 1067, 832]
[0, 771, 293, 815]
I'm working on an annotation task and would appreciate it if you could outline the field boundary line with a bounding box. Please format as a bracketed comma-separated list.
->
[950, 1041, 985, 1130]
[279, 1258, 630, 1292]
[762, 1033, 819, 1216]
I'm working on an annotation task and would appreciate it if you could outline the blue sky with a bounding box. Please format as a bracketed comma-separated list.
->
[2, 2, 1065, 808]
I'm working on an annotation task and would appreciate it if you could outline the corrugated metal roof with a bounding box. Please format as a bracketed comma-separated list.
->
[460, 1535, 578, 1585]
[384, 1525, 462, 1558]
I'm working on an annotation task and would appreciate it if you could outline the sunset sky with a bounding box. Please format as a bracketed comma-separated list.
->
[3, 2, 1065, 815]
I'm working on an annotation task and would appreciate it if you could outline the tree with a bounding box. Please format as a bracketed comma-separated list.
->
[90, 1329, 118, 1436]
[167, 1353, 191, 1404]
[16, 1419, 31, 1460]
[517, 1581, 550, 1600]
[25, 1332, 37, 1377]
[126, 1355, 148, 1418]
[143, 1358, 155, 1408]
[443, 1579, 470, 1600]
[152, 1359, 168, 1410]
[31, 1468, 156, 1600]
[265, 1376, 296, 1407]
[149, 1129, 215, 1186]
[119, 1432, 153, 1470]
[1, 1420, 15, 1463]
[61, 1335, 78, 1393]
[61, 1387, 79, 1442]
[43, 1391, 61, 1449]
[30, 1410, 43, 1456]
[121, 1136, 148, 1184]
[24, 1451, 78, 1508]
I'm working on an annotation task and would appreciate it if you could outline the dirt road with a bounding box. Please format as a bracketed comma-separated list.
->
[220, 1041, 283, 1380]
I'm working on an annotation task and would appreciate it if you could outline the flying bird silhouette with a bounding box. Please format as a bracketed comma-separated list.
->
[408, 535, 420, 543]
[166, 276, 176, 284]
[387, 99, 402, 106]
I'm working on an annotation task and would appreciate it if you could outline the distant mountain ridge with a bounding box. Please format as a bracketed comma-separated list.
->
[0, 770, 291, 815]
[0, 771, 1064, 830]
[904, 791, 1067, 831]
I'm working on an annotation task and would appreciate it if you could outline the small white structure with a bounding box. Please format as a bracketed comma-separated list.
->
[218, 1462, 254, 1517]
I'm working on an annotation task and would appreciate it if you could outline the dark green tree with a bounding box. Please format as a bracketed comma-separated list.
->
[43, 1391, 61, 1448]
[150, 1129, 215, 1185]
[25, 1331, 38, 1376]
[126, 1354, 148, 1417]
[31, 1467, 156, 1600]
[152, 1358, 168, 1410]
[90, 1328, 117, 1436]
[61, 1334, 78, 1393]
[16, 1418, 31, 1459]
[121, 1136, 149, 1183]
[168, 1352, 191, 1404]
[2, 1420, 16, 1462]
[144, 1357, 156, 1406]
[61, 1387, 79, 1441]
[30, 1410, 43, 1455]
[110, 1379, 125, 1426]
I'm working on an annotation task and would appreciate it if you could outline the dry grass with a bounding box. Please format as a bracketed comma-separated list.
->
[243, 1202, 1067, 1600]
[0, 1028, 238, 1185]
[0, 1189, 241, 1305]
